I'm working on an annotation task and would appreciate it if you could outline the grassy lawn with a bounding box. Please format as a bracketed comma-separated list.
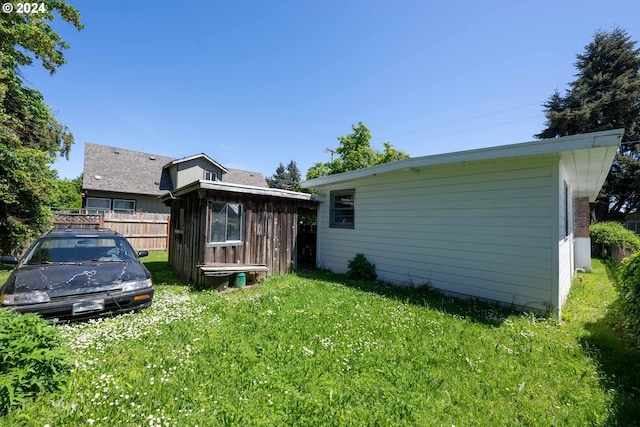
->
[1, 253, 639, 426]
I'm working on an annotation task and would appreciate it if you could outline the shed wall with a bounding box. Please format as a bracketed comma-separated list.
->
[315, 158, 558, 311]
[168, 192, 300, 286]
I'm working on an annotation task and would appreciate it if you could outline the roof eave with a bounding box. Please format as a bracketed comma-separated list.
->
[160, 180, 317, 202]
[301, 129, 624, 189]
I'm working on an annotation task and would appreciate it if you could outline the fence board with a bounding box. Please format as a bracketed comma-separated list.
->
[53, 212, 170, 251]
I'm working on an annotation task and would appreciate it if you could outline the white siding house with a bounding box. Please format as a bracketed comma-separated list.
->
[301, 129, 622, 315]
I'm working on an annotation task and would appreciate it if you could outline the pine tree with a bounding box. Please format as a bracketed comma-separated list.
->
[537, 27, 640, 220]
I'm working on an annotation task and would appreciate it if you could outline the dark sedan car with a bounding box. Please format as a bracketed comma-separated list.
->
[0, 228, 154, 322]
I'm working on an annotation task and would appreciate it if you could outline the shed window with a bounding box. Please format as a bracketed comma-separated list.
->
[330, 190, 355, 229]
[209, 202, 243, 244]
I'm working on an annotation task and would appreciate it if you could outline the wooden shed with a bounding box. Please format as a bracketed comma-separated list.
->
[160, 180, 317, 287]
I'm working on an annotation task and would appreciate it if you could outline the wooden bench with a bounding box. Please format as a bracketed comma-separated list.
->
[198, 263, 269, 277]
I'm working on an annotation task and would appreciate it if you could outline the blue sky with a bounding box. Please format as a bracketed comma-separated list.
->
[24, 0, 640, 181]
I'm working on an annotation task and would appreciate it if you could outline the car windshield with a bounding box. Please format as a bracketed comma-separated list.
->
[22, 236, 137, 265]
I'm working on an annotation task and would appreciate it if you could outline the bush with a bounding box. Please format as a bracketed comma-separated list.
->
[590, 221, 640, 253]
[0, 310, 72, 415]
[347, 253, 377, 281]
[615, 253, 640, 346]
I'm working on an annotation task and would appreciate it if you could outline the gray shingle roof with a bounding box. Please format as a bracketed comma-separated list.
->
[82, 143, 268, 195]
[225, 168, 269, 188]
[82, 143, 174, 196]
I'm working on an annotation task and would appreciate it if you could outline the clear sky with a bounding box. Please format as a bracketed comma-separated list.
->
[23, 0, 640, 181]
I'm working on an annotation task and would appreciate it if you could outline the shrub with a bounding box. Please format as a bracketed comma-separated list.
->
[615, 253, 640, 345]
[347, 253, 377, 281]
[0, 309, 72, 415]
[590, 221, 640, 253]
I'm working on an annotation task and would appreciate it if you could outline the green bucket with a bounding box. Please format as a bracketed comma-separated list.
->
[235, 272, 246, 288]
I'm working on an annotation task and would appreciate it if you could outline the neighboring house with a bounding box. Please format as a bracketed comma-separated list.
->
[302, 129, 623, 316]
[159, 175, 317, 287]
[82, 143, 268, 213]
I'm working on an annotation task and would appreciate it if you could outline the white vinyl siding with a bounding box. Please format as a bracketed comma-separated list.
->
[315, 158, 557, 312]
[557, 163, 574, 310]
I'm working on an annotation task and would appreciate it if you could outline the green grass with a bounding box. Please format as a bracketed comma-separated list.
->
[1, 255, 639, 426]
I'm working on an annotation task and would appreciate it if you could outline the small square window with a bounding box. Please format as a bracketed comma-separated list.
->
[204, 170, 218, 181]
[209, 201, 243, 244]
[330, 190, 355, 229]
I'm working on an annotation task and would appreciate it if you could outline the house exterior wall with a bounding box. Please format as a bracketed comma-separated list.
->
[173, 159, 224, 189]
[83, 190, 170, 214]
[557, 162, 574, 312]
[315, 157, 560, 312]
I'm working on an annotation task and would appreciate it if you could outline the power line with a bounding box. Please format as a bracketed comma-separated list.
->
[370, 102, 544, 145]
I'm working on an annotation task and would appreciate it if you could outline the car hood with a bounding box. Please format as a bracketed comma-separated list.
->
[6, 262, 150, 298]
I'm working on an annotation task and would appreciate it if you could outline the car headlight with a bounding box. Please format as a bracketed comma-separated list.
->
[122, 278, 153, 292]
[1, 291, 51, 305]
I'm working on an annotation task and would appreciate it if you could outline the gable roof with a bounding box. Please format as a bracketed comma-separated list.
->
[302, 129, 623, 201]
[82, 143, 269, 196]
[82, 143, 175, 196]
[225, 168, 270, 187]
[163, 153, 229, 173]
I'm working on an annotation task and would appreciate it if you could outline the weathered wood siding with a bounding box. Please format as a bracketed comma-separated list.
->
[103, 212, 170, 251]
[315, 157, 560, 312]
[53, 212, 169, 251]
[167, 191, 301, 286]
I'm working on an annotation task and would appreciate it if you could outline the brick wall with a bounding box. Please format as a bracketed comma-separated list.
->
[575, 197, 590, 238]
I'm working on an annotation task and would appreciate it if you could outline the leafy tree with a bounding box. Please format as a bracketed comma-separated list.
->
[267, 161, 301, 191]
[306, 122, 409, 179]
[0, 2, 83, 254]
[51, 174, 82, 209]
[305, 162, 332, 181]
[536, 27, 640, 221]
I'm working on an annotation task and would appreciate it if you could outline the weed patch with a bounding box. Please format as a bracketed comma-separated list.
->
[1, 256, 637, 426]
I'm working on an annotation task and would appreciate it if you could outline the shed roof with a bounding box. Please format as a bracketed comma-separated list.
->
[159, 179, 316, 203]
[302, 129, 623, 201]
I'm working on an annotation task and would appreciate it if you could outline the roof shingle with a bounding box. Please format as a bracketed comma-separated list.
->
[82, 143, 268, 195]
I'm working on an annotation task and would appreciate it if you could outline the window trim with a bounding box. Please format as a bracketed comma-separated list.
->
[204, 170, 218, 181]
[206, 201, 244, 247]
[330, 189, 355, 229]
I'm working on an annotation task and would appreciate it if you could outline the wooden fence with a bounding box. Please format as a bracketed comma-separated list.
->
[53, 212, 170, 251]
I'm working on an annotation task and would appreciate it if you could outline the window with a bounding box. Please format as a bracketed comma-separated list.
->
[86, 197, 111, 213]
[113, 199, 136, 212]
[209, 202, 243, 244]
[330, 189, 355, 228]
[204, 170, 218, 181]
[564, 183, 570, 238]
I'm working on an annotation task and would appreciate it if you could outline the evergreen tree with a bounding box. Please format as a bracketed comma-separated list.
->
[536, 27, 640, 220]
[267, 160, 301, 191]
